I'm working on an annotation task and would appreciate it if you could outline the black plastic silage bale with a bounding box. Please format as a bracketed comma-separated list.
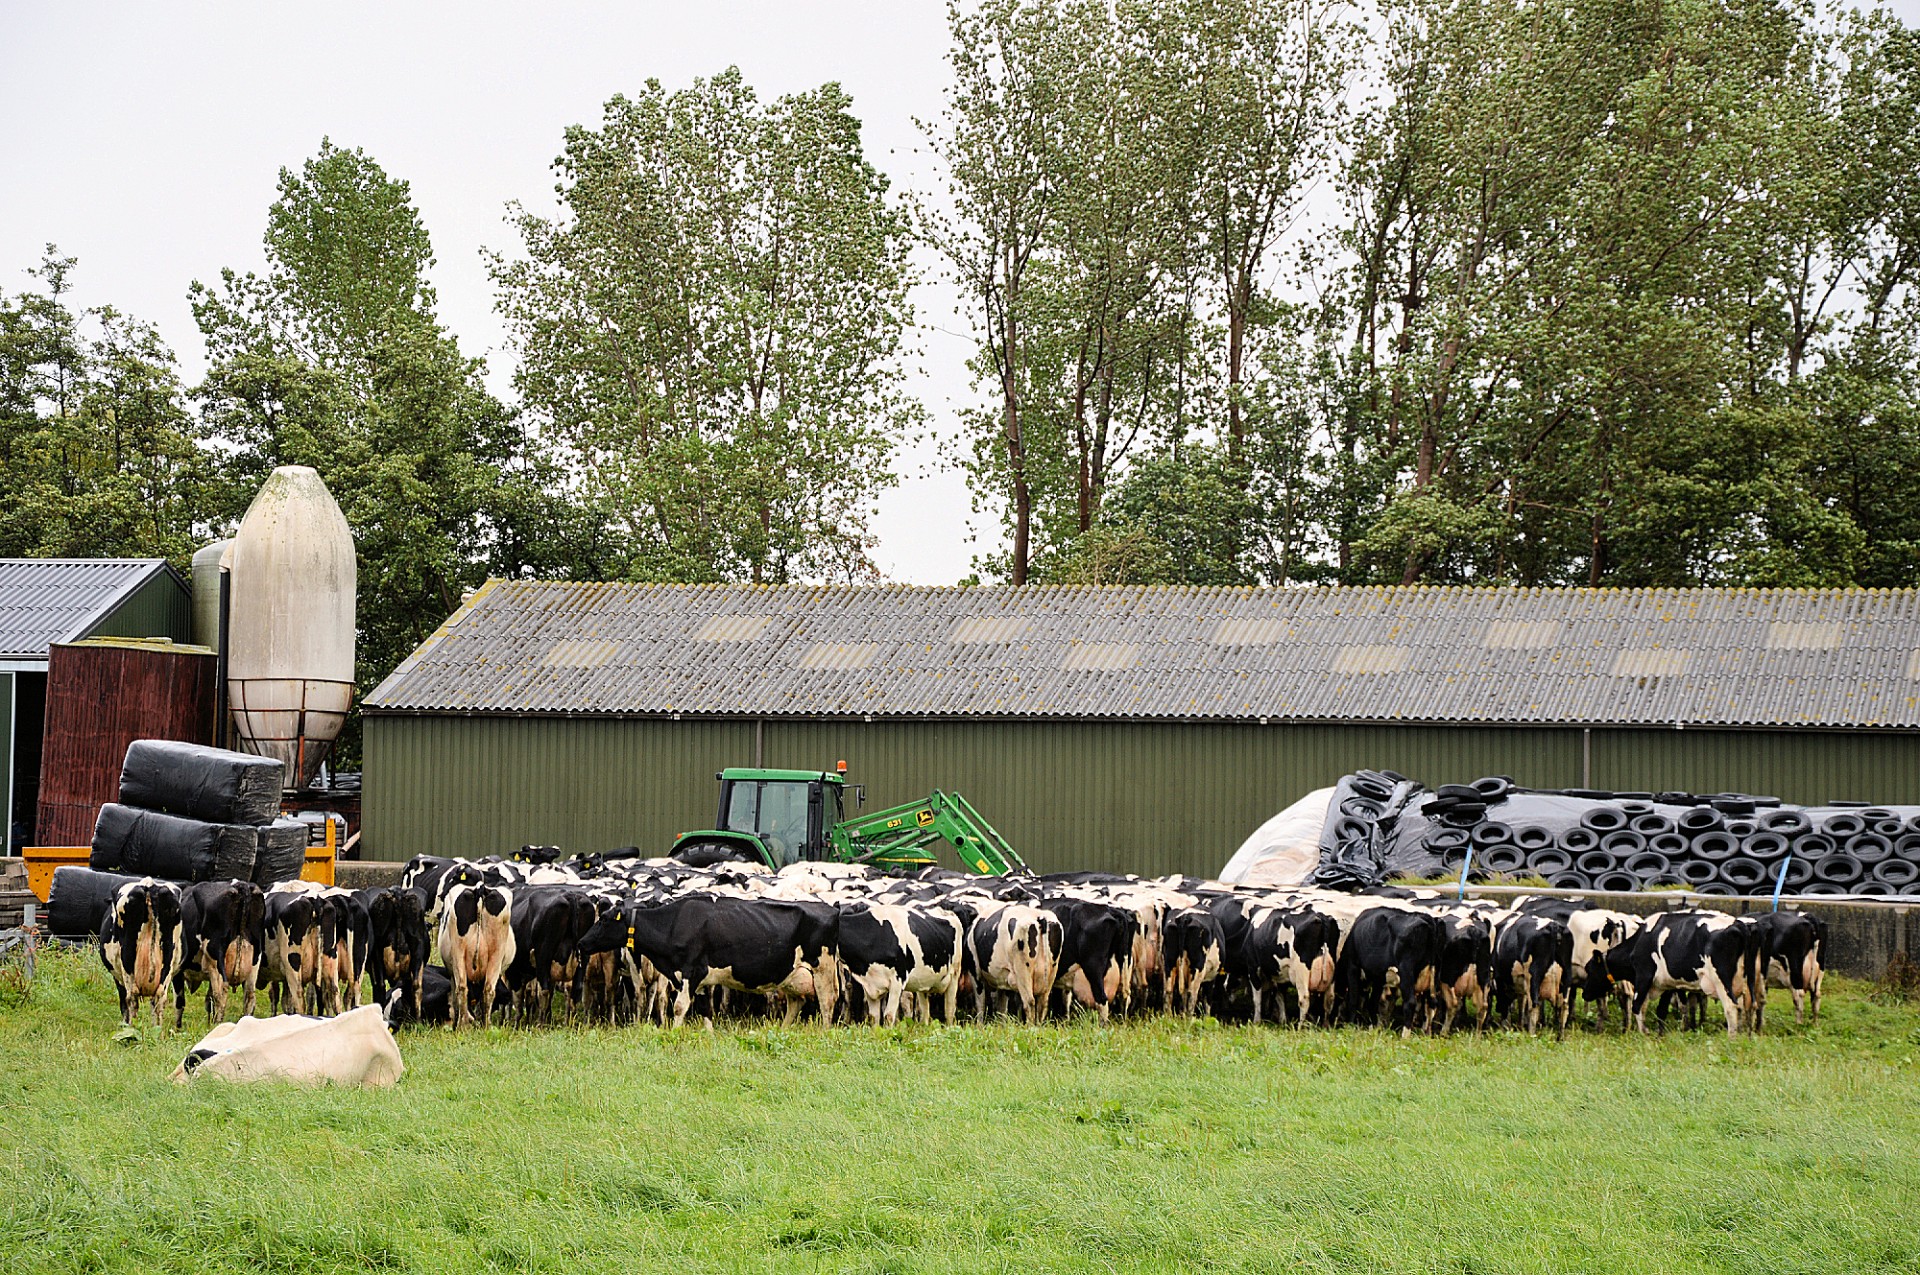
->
[89, 803, 254, 882]
[46, 866, 145, 939]
[117, 741, 285, 827]
[252, 818, 309, 886]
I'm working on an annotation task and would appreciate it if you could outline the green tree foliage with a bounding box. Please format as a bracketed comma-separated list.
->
[492, 70, 917, 584]
[0, 250, 211, 564]
[193, 141, 568, 739]
[931, 0, 1352, 584]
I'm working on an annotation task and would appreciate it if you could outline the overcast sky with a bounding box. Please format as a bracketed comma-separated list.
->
[4, 1, 1915, 584]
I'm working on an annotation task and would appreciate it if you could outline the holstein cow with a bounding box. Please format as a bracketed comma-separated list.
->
[1042, 896, 1133, 1023]
[172, 880, 267, 1027]
[1753, 910, 1825, 1028]
[837, 901, 964, 1026]
[100, 878, 186, 1028]
[964, 902, 1062, 1025]
[437, 882, 517, 1029]
[1514, 897, 1641, 1030]
[1492, 913, 1574, 1039]
[362, 886, 430, 1024]
[1431, 907, 1495, 1035]
[506, 885, 599, 1024]
[262, 889, 328, 1016]
[1609, 911, 1763, 1037]
[1161, 906, 1225, 1019]
[1336, 906, 1443, 1036]
[1239, 904, 1338, 1027]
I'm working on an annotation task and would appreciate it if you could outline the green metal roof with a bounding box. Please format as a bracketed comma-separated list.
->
[362, 580, 1920, 729]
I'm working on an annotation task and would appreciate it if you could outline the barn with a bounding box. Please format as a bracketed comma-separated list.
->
[0, 559, 193, 852]
[358, 581, 1920, 875]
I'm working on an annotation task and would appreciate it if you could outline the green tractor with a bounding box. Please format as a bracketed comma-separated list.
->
[670, 764, 1026, 875]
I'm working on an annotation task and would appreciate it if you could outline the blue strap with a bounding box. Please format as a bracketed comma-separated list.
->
[1772, 852, 1792, 911]
[1458, 845, 1474, 900]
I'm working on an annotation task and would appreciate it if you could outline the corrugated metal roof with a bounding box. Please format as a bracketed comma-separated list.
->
[0, 559, 175, 660]
[361, 581, 1920, 729]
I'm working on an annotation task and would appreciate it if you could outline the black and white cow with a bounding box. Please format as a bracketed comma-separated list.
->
[100, 878, 185, 1028]
[1432, 907, 1495, 1035]
[1752, 910, 1825, 1028]
[362, 885, 431, 1023]
[438, 882, 517, 1029]
[172, 880, 266, 1027]
[837, 901, 964, 1025]
[1492, 913, 1574, 1038]
[1238, 904, 1338, 1027]
[1161, 905, 1225, 1018]
[1608, 910, 1764, 1036]
[262, 888, 328, 1015]
[1337, 906, 1444, 1035]
[963, 901, 1062, 1025]
[1042, 896, 1134, 1023]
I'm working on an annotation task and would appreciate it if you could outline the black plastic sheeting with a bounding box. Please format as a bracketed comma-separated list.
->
[89, 803, 256, 882]
[252, 818, 308, 886]
[45, 866, 146, 939]
[1308, 774, 1920, 895]
[118, 741, 284, 827]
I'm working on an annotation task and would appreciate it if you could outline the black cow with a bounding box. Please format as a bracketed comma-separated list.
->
[100, 878, 186, 1028]
[1492, 914, 1574, 1038]
[1337, 907, 1444, 1035]
[1433, 908, 1495, 1035]
[507, 885, 599, 1024]
[1161, 906, 1225, 1018]
[577, 895, 840, 1027]
[1752, 910, 1825, 1028]
[382, 964, 509, 1027]
[172, 880, 266, 1027]
[362, 886, 431, 1023]
[1040, 896, 1133, 1023]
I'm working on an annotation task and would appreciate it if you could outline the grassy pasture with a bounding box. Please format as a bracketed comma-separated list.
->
[2, 948, 1919, 1274]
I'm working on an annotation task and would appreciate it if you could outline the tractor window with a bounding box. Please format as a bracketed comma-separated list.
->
[723, 780, 809, 866]
[723, 782, 761, 837]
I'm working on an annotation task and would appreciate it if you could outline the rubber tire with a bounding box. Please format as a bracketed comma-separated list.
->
[1479, 845, 1527, 874]
[1848, 834, 1893, 865]
[1677, 807, 1725, 835]
[1740, 831, 1789, 862]
[1549, 871, 1591, 891]
[1723, 819, 1758, 838]
[1580, 806, 1628, 833]
[1813, 853, 1864, 886]
[1594, 870, 1640, 894]
[1428, 827, 1469, 850]
[1679, 859, 1719, 885]
[1576, 849, 1617, 876]
[1691, 832, 1740, 862]
[1710, 797, 1757, 816]
[1527, 846, 1573, 875]
[1853, 881, 1896, 897]
[1761, 809, 1812, 835]
[1695, 882, 1737, 897]
[1800, 882, 1846, 897]
[1625, 851, 1671, 879]
[1649, 832, 1689, 856]
[1470, 821, 1515, 848]
[1436, 784, 1479, 801]
[1873, 859, 1920, 887]
[1822, 813, 1866, 838]
[1631, 814, 1675, 837]
[1780, 857, 1814, 888]
[1340, 797, 1385, 820]
[1719, 857, 1768, 889]
[1561, 828, 1599, 852]
[1792, 833, 1836, 859]
[1601, 829, 1647, 856]
[1511, 824, 1555, 850]
[1470, 776, 1513, 802]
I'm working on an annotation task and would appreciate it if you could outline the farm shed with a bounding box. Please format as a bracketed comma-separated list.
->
[0, 559, 193, 852]
[359, 582, 1920, 876]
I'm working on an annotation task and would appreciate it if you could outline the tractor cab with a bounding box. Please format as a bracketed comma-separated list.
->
[672, 767, 853, 868]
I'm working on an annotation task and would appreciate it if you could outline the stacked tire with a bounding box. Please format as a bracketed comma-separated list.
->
[1425, 778, 1920, 897]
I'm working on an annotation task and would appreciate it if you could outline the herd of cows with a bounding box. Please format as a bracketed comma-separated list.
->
[91, 851, 1828, 1040]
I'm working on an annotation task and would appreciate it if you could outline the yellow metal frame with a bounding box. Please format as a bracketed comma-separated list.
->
[22, 818, 336, 901]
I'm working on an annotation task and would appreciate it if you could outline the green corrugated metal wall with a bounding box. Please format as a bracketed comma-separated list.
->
[86, 570, 191, 644]
[0, 672, 12, 853]
[364, 715, 1920, 873]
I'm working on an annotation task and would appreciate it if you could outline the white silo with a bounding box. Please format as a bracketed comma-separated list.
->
[225, 466, 356, 790]
[191, 539, 229, 653]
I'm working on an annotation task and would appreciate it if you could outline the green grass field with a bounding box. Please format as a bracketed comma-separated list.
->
[3, 948, 1919, 1274]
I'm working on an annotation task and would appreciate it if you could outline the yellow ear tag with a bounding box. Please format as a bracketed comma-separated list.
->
[627, 926, 634, 940]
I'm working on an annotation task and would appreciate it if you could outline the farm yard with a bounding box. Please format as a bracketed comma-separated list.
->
[2, 949, 1919, 1275]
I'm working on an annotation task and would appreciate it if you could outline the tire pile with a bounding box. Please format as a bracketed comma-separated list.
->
[84, 740, 305, 887]
[1319, 772, 1920, 897]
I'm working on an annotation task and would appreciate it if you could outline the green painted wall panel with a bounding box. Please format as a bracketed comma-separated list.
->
[87, 571, 191, 644]
[363, 716, 1583, 873]
[0, 672, 12, 853]
[1590, 728, 1920, 807]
